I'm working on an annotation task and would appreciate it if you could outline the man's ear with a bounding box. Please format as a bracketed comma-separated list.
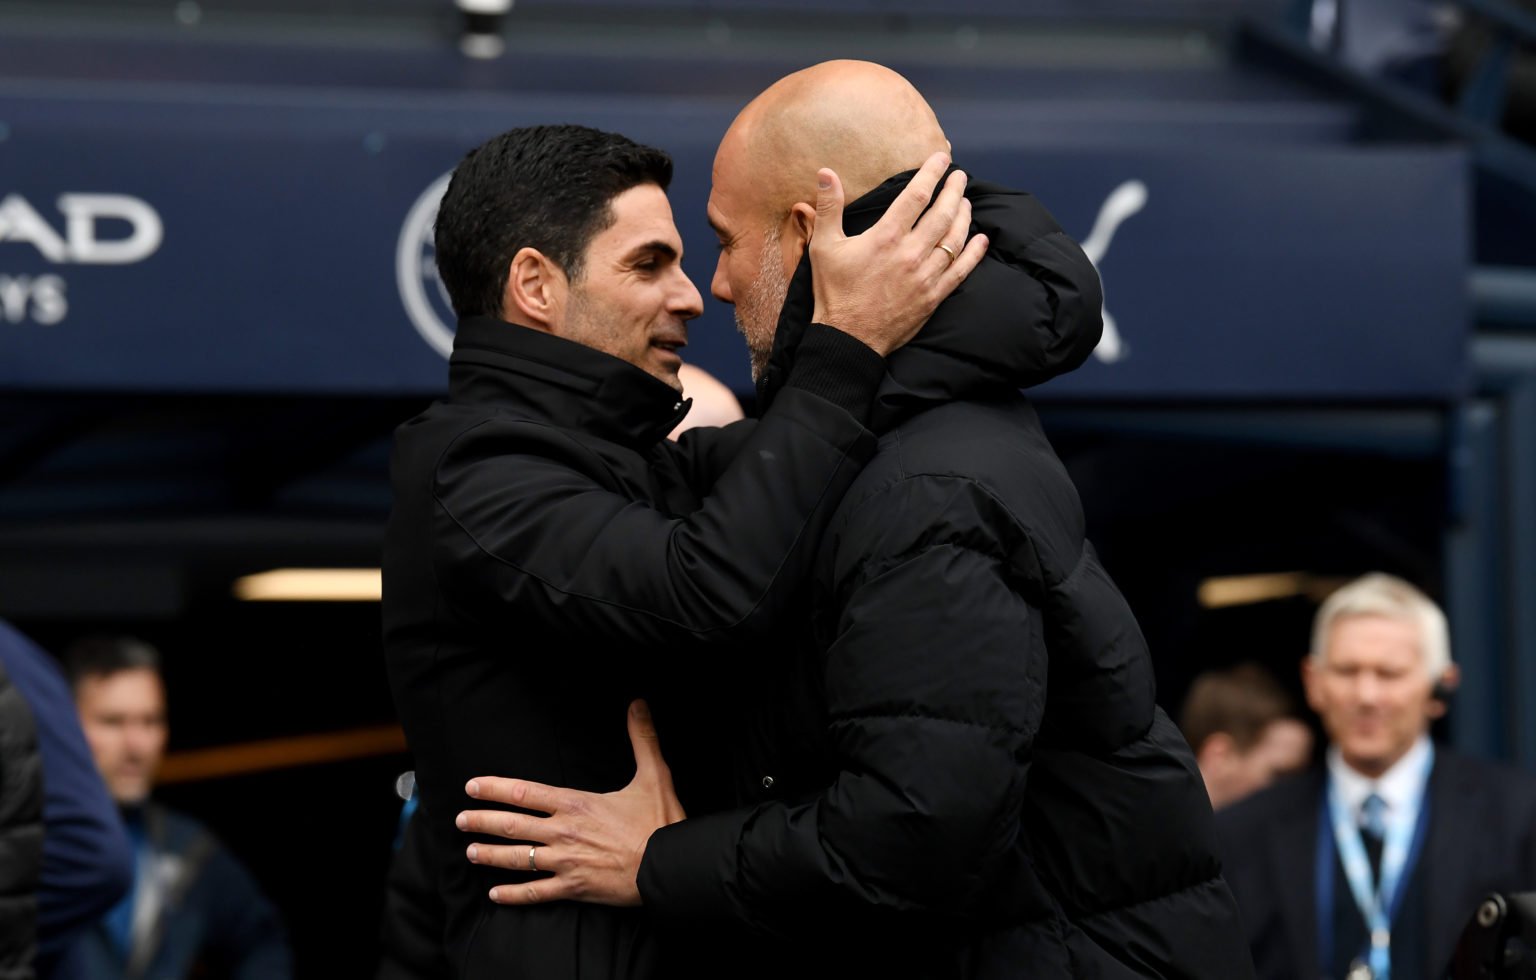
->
[1198, 732, 1236, 773]
[502, 246, 567, 331]
[1427, 663, 1461, 719]
[1300, 655, 1325, 714]
[786, 202, 817, 263]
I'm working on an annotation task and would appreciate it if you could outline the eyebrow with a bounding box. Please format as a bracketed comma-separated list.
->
[625, 240, 679, 263]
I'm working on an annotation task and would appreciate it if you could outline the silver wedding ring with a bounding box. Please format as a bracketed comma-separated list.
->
[528, 846, 538, 872]
[936, 243, 957, 264]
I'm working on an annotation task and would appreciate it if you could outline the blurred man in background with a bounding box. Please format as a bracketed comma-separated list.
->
[667, 363, 744, 439]
[1180, 661, 1314, 809]
[59, 636, 290, 980]
[1218, 572, 1536, 980]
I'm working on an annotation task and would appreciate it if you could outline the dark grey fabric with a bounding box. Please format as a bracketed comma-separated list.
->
[0, 659, 42, 980]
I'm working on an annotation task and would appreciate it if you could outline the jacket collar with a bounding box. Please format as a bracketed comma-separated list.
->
[448, 315, 690, 450]
[756, 166, 1104, 429]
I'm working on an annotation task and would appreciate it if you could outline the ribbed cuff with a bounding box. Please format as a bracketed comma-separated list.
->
[636, 809, 752, 924]
[781, 322, 886, 425]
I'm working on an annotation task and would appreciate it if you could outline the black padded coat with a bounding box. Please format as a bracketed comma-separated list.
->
[384, 316, 890, 979]
[639, 172, 1257, 979]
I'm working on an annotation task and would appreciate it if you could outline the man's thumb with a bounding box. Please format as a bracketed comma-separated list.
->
[812, 167, 846, 242]
[627, 699, 667, 773]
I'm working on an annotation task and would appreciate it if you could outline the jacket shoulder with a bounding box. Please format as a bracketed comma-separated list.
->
[1437, 749, 1536, 808]
[833, 399, 1084, 588]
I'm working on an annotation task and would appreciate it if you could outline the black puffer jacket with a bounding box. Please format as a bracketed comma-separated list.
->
[640, 173, 1254, 978]
[0, 658, 41, 980]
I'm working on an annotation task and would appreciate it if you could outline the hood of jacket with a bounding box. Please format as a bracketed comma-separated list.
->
[756, 170, 1104, 430]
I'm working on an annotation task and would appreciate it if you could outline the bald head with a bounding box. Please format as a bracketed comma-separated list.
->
[718, 60, 949, 222]
[706, 60, 950, 380]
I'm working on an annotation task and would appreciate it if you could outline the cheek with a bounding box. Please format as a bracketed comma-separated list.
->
[737, 243, 769, 291]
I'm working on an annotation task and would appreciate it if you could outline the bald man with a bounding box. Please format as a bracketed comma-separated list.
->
[460, 61, 1253, 978]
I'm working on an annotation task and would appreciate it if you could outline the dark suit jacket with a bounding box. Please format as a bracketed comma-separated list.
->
[58, 803, 290, 980]
[1217, 748, 1536, 980]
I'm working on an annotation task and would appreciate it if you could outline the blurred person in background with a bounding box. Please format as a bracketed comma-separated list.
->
[1309, 0, 1459, 93]
[667, 363, 744, 439]
[1179, 661, 1315, 810]
[0, 619, 131, 980]
[1218, 572, 1536, 980]
[1443, 0, 1536, 146]
[58, 636, 290, 980]
[0, 636, 43, 980]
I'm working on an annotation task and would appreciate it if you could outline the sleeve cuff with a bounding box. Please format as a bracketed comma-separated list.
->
[780, 322, 887, 424]
[637, 808, 753, 925]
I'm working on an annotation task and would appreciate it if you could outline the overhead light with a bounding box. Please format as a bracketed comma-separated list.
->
[233, 568, 381, 602]
[1197, 572, 1310, 609]
[456, 0, 511, 59]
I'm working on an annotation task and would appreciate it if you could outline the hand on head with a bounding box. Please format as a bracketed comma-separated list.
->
[808, 152, 987, 355]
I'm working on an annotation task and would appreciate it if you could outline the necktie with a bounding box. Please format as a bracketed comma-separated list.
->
[1360, 792, 1387, 886]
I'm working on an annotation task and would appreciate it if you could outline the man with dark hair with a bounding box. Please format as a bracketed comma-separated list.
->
[457, 61, 1253, 979]
[383, 122, 982, 977]
[58, 635, 291, 980]
[1179, 662, 1315, 810]
[434, 124, 677, 325]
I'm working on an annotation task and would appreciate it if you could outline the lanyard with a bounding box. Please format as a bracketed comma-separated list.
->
[1315, 745, 1435, 980]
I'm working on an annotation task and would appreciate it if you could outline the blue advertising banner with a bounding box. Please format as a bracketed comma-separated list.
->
[0, 86, 1469, 400]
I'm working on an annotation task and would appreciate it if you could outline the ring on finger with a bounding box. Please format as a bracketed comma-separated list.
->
[528, 846, 539, 872]
[936, 243, 957, 264]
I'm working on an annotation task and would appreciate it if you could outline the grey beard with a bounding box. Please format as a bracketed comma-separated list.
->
[736, 229, 789, 383]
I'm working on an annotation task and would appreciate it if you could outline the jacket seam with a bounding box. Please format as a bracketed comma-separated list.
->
[825, 707, 1029, 738]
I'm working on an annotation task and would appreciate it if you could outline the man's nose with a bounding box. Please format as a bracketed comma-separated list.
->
[710, 253, 733, 306]
[124, 724, 156, 755]
[673, 268, 703, 320]
[1355, 673, 1383, 704]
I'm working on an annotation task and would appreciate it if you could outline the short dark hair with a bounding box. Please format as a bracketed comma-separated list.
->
[434, 124, 674, 321]
[1178, 662, 1298, 753]
[61, 634, 162, 691]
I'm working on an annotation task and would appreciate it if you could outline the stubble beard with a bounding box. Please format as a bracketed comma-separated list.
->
[735, 226, 790, 383]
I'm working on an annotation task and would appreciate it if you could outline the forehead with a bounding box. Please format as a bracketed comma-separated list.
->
[77, 668, 165, 712]
[1326, 614, 1422, 663]
[706, 134, 753, 232]
[587, 183, 681, 257]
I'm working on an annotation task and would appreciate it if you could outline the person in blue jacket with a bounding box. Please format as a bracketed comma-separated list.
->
[0, 619, 133, 979]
